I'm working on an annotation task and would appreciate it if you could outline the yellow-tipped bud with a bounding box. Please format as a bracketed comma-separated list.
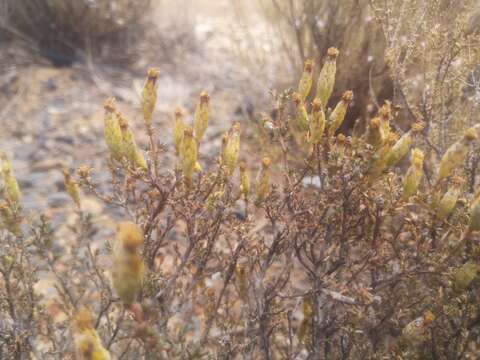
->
[117, 221, 144, 252]
[327, 90, 353, 136]
[239, 161, 250, 200]
[0, 201, 21, 235]
[63, 168, 81, 209]
[292, 92, 309, 132]
[173, 108, 186, 156]
[194, 91, 210, 143]
[436, 177, 464, 220]
[298, 59, 314, 101]
[378, 102, 392, 140]
[1, 157, 21, 204]
[453, 261, 479, 293]
[141, 68, 160, 128]
[309, 99, 326, 143]
[103, 98, 124, 161]
[316, 47, 339, 107]
[235, 264, 249, 300]
[180, 127, 198, 185]
[256, 157, 271, 201]
[469, 191, 480, 232]
[112, 222, 145, 306]
[73, 307, 111, 360]
[118, 116, 147, 171]
[438, 127, 477, 181]
[403, 149, 424, 200]
[298, 294, 313, 344]
[222, 123, 241, 177]
[385, 122, 424, 168]
[365, 117, 384, 150]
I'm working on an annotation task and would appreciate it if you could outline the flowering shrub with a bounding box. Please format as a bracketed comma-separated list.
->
[2, 48, 480, 359]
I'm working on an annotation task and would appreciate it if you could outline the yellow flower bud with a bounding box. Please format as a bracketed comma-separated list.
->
[239, 161, 250, 200]
[365, 117, 384, 150]
[378, 102, 392, 140]
[309, 98, 325, 144]
[141, 68, 160, 128]
[328, 90, 353, 136]
[436, 176, 464, 220]
[173, 108, 186, 156]
[1, 157, 21, 204]
[73, 307, 111, 360]
[180, 127, 198, 185]
[103, 98, 124, 161]
[438, 127, 477, 181]
[63, 168, 81, 209]
[316, 47, 339, 107]
[116, 221, 144, 253]
[292, 92, 309, 132]
[222, 123, 241, 177]
[453, 261, 479, 293]
[256, 157, 271, 201]
[194, 91, 210, 143]
[298, 294, 313, 344]
[118, 116, 147, 171]
[0, 201, 21, 235]
[235, 264, 249, 301]
[298, 59, 314, 101]
[403, 148, 424, 200]
[469, 191, 480, 232]
[385, 121, 424, 168]
[112, 222, 145, 306]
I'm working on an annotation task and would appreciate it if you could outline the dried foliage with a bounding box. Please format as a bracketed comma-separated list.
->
[0, 0, 151, 65]
[2, 46, 480, 360]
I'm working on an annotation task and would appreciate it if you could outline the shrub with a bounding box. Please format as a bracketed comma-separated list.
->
[2, 48, 480, 359]
[0, 0, 151, 65]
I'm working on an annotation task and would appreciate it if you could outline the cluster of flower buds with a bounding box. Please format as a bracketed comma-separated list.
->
[111, 222, 145, 307]
[73, 307, 111, 360]
[403, 148, 424, 200]
[141, 68, 160, 129]
[103, 98, 147, 171]
[172, 91, 211, 184]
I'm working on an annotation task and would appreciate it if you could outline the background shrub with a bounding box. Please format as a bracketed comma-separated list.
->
[0, 0, 151, 65]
